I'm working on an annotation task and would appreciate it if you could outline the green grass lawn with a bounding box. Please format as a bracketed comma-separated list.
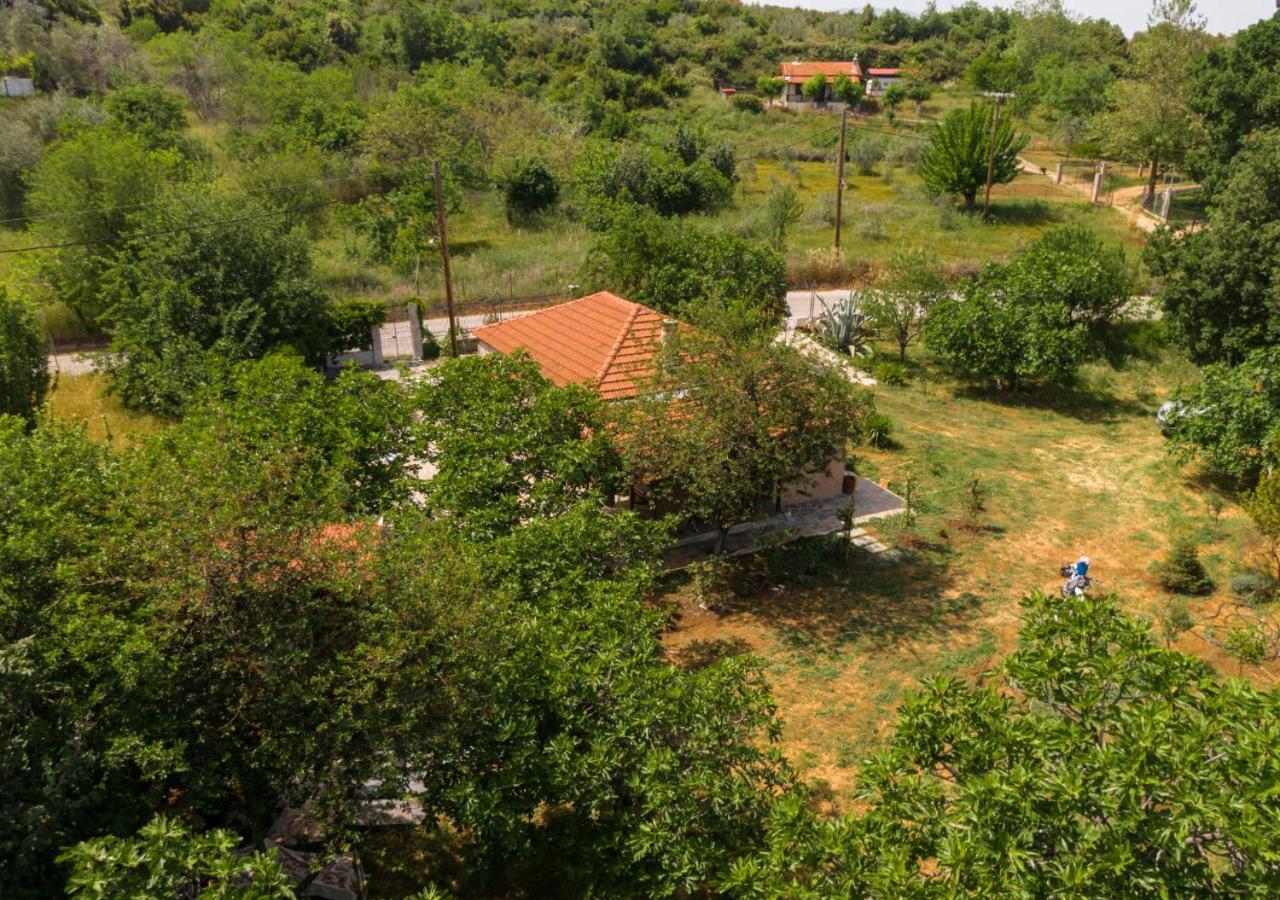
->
[47, 372, 165, 447]
[661, 327, 1275, 808]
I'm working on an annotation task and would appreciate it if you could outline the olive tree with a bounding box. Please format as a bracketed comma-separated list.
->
[862, 250, 948, 362]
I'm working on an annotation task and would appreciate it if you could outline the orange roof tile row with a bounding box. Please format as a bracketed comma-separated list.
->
[779, 60, 863, 83]
[471, 291, 671, 401]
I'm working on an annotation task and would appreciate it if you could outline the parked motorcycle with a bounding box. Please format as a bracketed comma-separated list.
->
[1059, 562, 1094, 598]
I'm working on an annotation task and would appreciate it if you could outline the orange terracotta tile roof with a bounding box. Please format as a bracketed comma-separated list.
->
[780, 60, 863, 83]
[867, 67, 902, 76]
[471, 292, 670, 401]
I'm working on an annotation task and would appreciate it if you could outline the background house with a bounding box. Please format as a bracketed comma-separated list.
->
[779, 60, 861, 108]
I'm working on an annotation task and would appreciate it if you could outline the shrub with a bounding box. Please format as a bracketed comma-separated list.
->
[323, 297, 386, 356]
[0, 285, 50, 427]
[502, 156, 561, 225]
[1153, 537, 1214, 595]
[732, 94, 762, 114]
[871, 360, 907, 385]
[849, 138, 884, 176]
[856, 206, 886, 241]
[1158, 597, 1195, 647]
[864, 412, 894, 449]
[1231, 572, 1276, 606]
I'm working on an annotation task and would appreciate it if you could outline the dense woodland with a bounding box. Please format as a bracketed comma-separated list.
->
[4, 0, 1280, 896]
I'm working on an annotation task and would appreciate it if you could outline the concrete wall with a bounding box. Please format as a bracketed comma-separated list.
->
[781, 457, 846, 506]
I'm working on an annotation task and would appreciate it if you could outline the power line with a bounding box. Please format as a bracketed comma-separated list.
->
[0, 199, 341, 255]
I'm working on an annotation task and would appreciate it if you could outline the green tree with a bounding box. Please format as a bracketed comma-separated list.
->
[801, 72, 828, 104]
[0, 286, 49, 427]
[1164, 347, 1280, 483]
[26, 127, 176, 330]
[616, 334, 870, 552]
[832, 72, 863, 108]
[1146, 129, 1280, 366]
[60, 817, 294, 899]
[100, 187, 330, 415]
[926, 274, 1086, 390]
[501, 155, 560, 225]
[727, 591, 1280, 895]
[881, 83, 907, 111]
[1186, 15, 1280, 197]
[756, 75, 784, 98]
[863, 250, 948, 362]
[584, 208, 787, 333]
[919, 101, 1027, 208]
[0, 418, 129, 896]
[1101, 1, 1208, 201]
[414, 352, 620, 540]
[1000, 224, 1131, 330]
[1154, 535, 1214, 595]
[906, 82, 932, 116]
[1243, 465, 1280, 579]
[104, 83, 189, 152]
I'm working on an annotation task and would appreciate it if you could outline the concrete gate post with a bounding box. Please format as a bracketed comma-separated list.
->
[369, 325, 384, 367]
[1091, 170, 1104, 204]
[1054, 161, 1064, 183]
[1160, 188, 1173, 220]
[407, 302, 424, 360]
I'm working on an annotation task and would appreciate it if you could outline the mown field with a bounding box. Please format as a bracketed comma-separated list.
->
[661, 327, 1276, 809]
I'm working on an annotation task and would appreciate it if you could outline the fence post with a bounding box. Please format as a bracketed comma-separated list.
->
[370, 325, 384, 367]
[1160, 188, 1173, 220]
[1054, 162, 1063, 183]
[407, 302, 424, 361]
[1091, 171, 1103, 204]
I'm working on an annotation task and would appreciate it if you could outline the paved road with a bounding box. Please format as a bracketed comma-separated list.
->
[48, 351, 99, 376]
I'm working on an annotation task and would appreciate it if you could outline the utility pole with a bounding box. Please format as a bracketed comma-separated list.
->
[981, 91, 1014, 222]
[432, 159, 459, 357]
[834, 106, 848, 254]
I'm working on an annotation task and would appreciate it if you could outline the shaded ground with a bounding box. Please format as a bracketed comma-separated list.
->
[660, 334, 1277, 808]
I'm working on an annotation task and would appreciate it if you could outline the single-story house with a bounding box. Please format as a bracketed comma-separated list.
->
[864, 67, 903, 95]
[471, 291, 849, 512]
[777, 58, 903, 108]
[779, 60, 861, 108]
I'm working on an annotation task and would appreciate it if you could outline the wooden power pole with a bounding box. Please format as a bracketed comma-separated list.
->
[982, 91, 1014, 222]
[834, 106, 848, 254]
[432, 160, 459, 357]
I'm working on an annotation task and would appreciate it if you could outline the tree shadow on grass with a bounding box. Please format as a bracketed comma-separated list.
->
[983, 199, 1061, 226]
[710, 536, 981, 654]
[670, 637, 755, 670]
[954, 382, 1153, 425]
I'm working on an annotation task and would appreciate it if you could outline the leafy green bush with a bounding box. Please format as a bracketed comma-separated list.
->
[1153, 537, 1214, 595]
[863, 412, 895, 449]
[501, 155, 561, 225]
[849, 137, 884, 176]
[872, 360, 907, 385]
[732, 94, 762, 114]
[323, 297, 386, 356]
[0, 286, 49, 427]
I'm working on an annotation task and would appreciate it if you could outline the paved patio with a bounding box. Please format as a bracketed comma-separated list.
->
[664, 476, 906, 568]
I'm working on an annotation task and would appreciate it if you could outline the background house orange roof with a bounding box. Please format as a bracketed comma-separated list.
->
[471, 292, 670, 401]
[866, 67, 902, 76]
[779, 60, 863, 83]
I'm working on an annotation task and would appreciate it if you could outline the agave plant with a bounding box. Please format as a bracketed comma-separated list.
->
[815, 293, 875, 357]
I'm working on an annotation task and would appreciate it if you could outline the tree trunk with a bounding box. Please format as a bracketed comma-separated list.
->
[962, 191, 977, 209]
[715, 526, 727, 555]
[1146, 160, 1159, 205]
[898, 339, 908, 363]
